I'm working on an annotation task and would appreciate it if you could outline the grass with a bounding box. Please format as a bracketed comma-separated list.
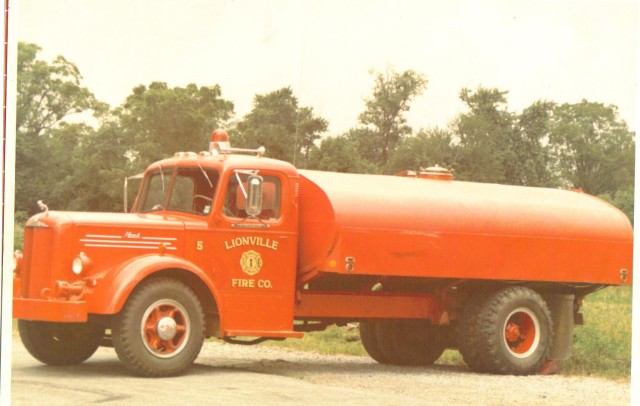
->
[265, 286, 632, 380]
[561, 286, 632, 380]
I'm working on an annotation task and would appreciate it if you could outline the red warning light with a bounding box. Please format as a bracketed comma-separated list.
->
[211, 129, 229, 143]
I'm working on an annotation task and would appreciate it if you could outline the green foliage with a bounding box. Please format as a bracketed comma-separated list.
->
[453, 87, 518, 184]
[561, 287, 631, 379]
[548, 101, 635, 196]
[117, 82, 235, 172]
[385, 128, 456, 174]
[50, 122, 131, 211]
[307, 133, 378, 174]
[15, 42, 107, 214]
[16, 42, 107, 137]
[13, 211, 28, 251]
[514, 100, 559, 187]
[233, 87, 327, 165]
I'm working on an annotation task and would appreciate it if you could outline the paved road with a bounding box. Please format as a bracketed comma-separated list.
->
[11, 333, 631, 405]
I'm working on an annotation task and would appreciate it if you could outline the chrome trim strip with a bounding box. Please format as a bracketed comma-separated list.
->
[84, 244, 177, 250]
[85, 234, 122, 239]
[80, 239, 165, 245]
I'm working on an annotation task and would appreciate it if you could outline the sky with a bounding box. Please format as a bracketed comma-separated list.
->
[13, 0, 639, 134]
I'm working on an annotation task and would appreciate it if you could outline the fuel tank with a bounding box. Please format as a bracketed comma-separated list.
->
[297, 170, 633, 286]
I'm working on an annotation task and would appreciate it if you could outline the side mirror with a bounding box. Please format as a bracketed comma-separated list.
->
[245, 175, 263, 217]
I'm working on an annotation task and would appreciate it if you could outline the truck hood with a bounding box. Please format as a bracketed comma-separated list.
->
[22, 211, 189, 298]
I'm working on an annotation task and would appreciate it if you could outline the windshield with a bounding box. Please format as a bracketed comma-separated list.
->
[139, 166, 219, 215]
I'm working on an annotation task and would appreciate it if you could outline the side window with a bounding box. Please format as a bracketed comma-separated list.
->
[223, 172, 281, 220]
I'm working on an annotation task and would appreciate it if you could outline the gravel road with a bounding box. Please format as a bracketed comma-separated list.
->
[11, 334, 630, 405]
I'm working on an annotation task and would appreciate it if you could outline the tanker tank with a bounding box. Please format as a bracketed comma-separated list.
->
[296, 170, 633, 286]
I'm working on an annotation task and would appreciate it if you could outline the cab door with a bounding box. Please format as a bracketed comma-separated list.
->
[213, 169, 300, 337]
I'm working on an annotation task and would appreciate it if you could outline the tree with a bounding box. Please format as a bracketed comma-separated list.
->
[548, 100, 634, 196]
[50, 122, 131, 212]
[598, 188, 634, 223]
[233, 87, 327, 165]
[15, 42, 106, 213]
[452, 87, 517, 184]
[357, 69, 427, 165]
[116, 82, 234, 171]
[514, 100, 559, 187]
[385, 128, 456, 175]
[307, 134, 377, 174]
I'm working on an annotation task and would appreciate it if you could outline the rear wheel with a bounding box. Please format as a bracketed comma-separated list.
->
[457, 293, 491, 373]
[359, 320, 389, 363]
[18, 320, 103, 365]
[360, 319, 446, 366]
[381, 320, 447, 365]
[113, 278, 205, 377]
[466, 286, 553, 375]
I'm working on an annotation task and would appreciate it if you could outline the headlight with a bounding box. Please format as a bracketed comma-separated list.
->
[72, 252, 92, 275]
[13, 251, 23, 275]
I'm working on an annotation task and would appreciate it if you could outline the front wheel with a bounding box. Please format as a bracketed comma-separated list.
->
[113, 278, 205, 377]
[18, 320, 103, 365]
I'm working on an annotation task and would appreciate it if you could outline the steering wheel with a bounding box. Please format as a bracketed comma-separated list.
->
[150, 204, 164, 211]
[193, 194, 213, 203]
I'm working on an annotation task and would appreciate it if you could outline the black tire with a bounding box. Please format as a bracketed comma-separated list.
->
[113, 278, 205, 377]
[359, 320, 390, 364]
[457, 293, 492, 373]
[476, 286, 553, 375]
[377, 319, 446, 366]
[18, 320, 103, 366]
[361, 319, 446, 366]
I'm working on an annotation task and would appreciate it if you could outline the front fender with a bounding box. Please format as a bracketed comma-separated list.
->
[88, 254, 221, 317]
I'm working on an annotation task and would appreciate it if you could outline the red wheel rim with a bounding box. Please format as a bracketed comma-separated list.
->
[140, 299, 190, 358]
[503, 307, 540, 358]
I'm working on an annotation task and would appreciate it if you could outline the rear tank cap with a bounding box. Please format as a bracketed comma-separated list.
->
[418, 165, 454, 181]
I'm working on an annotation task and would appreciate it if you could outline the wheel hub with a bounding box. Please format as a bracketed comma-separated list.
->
[503, 307, 540, 359]
[505, 322, 523, 343]
[140, 299, 191, 358]
[157, 317, 178, 340]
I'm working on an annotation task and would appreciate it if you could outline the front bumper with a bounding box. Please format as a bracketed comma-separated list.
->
[13, 298, 88, 322]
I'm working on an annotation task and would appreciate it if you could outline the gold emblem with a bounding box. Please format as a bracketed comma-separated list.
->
[240, 250, 263, 276]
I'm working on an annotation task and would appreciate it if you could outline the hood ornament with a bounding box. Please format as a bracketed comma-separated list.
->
[37, 200, 49, 216]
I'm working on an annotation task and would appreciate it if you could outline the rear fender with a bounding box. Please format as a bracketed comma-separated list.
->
[89, 254, 222, 321]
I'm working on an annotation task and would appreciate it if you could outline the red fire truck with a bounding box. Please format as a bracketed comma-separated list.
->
[13, 130, 633, 377]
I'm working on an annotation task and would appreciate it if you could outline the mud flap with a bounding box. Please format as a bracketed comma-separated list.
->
[540, 294, 574, 374]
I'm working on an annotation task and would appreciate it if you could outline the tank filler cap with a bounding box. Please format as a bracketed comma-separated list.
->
[418, 165, 453, 181]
